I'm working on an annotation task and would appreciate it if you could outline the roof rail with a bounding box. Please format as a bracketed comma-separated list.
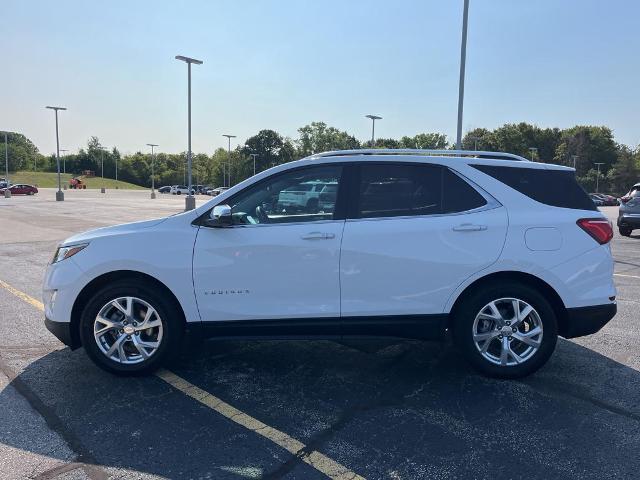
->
[306, 149, 530, 162]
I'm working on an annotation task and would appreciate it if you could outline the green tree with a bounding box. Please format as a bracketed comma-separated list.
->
[296, 122, 360, 156]
[554, 126, 617, 176]
[399, 133, 448, 149]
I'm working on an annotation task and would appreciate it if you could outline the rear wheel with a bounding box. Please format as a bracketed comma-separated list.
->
[79, 280, 183, 375]
[619, 227, 632, 237]
[453, 282, 558, 378]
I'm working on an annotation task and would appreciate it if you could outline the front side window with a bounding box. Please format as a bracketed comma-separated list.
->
[229, 166, 342, 225]
[356, 163, 486, 219]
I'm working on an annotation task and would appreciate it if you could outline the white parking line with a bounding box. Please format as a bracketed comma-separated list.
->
[0, 279, 366, 480]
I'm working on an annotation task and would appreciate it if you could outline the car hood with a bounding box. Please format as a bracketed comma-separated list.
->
[60, 217, 168, 246]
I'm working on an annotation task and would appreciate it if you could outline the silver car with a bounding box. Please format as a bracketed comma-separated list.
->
[618, 182, 640, 236]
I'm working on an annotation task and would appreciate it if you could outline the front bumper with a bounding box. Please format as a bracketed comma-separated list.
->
[562, 303, 617, 339]
[45, 317, 78, 348]
[617, 214, 640, 228]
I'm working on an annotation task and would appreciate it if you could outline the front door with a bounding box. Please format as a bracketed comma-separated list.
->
[193, 164, 345, 323]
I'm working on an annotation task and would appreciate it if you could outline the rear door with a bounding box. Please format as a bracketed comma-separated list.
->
[340, 162, 508, 317]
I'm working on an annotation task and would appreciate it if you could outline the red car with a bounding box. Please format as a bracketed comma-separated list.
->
[0, 184, 38, 195]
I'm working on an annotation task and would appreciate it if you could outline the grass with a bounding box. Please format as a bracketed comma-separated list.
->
[8, 171, 145, 190]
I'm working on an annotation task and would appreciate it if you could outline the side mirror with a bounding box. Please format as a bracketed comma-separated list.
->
[206, 204, 232, 227]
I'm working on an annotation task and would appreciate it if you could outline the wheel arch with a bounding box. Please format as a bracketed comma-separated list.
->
[448, 271, 569, 337]
[69, 270, 187, 348]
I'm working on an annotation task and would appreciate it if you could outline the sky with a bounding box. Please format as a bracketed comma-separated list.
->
[2, 0, 639, 156]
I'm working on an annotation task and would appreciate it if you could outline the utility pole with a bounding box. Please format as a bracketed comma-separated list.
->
[147, 143, 158, 199]
[46, 106, 66, 201]
[250, 153, 258, 176]
[594, 162, 604, 193]
[175, 55, 203, 211]
[572, 155, 579, 170]
[529, 147, 538, 161]
[365, 115, 382, 147]
[456, 0, 470, 150]
[222, 134, 236, 187]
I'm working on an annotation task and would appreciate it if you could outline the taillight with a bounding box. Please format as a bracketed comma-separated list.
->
[577, 218, 613, 244]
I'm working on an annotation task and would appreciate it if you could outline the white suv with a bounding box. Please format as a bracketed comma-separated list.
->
[170, 185, 195, 195]
[43, 149, 616, 378]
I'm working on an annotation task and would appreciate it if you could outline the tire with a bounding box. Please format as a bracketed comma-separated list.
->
[619, 228, 632, 237]
[452, 282, 558, 379]
[79, 280, 183, 376]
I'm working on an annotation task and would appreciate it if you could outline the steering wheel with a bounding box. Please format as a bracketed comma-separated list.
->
[255, 205, 270, 224]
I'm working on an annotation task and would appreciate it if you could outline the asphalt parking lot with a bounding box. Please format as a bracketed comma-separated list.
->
[1, 189, 640, 480]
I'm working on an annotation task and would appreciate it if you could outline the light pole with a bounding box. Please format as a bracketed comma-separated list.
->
[529, 147, 538, 161]
[456, 0, 470, 150]
[175, 55, 203, 211]
[115, 150, 118, 189]
[469, 136, 481, 151]
[250, 153, 258, 176]
[60, 149, 68, 175]
[46, 106, 66, 201]
[365, 115, 382, 147]
[572, 155, 579, 170]
[3, 132, 9, 198]
[147, 143, 158, 199]
[98, 147, 106, 193]
[222, 134, 236, 187]
[594, 162, 604, 193]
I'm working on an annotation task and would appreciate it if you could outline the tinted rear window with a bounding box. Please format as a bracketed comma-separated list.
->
[472, 164, 596, 211]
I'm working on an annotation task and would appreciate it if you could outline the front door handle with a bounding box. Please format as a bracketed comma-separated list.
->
[452, 223, 487, 232]
[301, 232, 335, 240]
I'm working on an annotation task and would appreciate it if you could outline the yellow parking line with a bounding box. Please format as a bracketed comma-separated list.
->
[156, 370, 365, 480]
[0, 279, 365, 480]
[614, 273, 640, 280]
[0, 279, 44, 310]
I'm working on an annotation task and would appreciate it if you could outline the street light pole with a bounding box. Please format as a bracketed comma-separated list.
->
[456, 0, 470, 150]
[3, 132, 9, 198]
[365, 115, 382, 147]
[223, 134, 236, 187]
[46, 106, 66, 201]
[175, 55, 203, 211]
[99, 147, 106, 194]
[147, 143, 158, 199]
[60, 149, 68, 175]
[572, 155, 579, 170]
[529, 147, 538, 161]
[250, 153, 258, 176]
[594, 162, 604, 193]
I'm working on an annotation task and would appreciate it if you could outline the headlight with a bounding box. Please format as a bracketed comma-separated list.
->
[51, 243, 89, 264]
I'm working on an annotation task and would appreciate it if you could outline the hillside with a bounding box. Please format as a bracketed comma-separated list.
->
[7, 171, 145, 190]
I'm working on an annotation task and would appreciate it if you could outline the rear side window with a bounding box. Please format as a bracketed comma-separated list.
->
[356, 163, 487, 219]
[472, 164, 597, 211]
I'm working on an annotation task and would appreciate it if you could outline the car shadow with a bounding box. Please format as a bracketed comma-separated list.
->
[1, 338, 640, 479]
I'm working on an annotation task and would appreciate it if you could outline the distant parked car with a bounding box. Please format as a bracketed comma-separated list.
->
[618, 183, 640, 236]
[590, 193, 619, 206]
[157, 186, 171, 194]
[0, 179, 8, 189]
[589, 194, 605, 206]
[0, 184, 38, 195]
[277, 181, 337, 211]
[206, 187, 229, 197]
[170, 185, 195, 195]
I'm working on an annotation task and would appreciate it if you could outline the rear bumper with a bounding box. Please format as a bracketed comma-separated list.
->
[562, 303, 617, 339]
[617, 214, 640, 228]
[45, 317, 78, 349]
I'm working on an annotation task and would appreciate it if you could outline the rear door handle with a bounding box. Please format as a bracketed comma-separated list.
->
[301, 232, 335, 240]
[452, 224, 487, 232]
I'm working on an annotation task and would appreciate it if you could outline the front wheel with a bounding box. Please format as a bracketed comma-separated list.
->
[453, 283, 558, 379]
[79, 280, 183, 375]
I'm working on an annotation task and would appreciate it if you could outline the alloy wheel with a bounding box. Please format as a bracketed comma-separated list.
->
[472, 297, 543, 367]
[93, 296, 163, 364]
